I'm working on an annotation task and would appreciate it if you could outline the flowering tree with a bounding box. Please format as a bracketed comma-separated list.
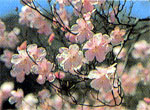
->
[0, 0, 150, 110]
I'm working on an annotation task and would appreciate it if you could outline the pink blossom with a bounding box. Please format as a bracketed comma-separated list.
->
[18, 93, 38, 110]
[0, 82, 14, 100]
[82, 0, 94, 13]
[56, 44, 84, 74]
[110, 26, 126, 45]
[0, 28, 19, 49]
[11, 43, 47, 83]
[71, 18, 94, 43]
[7, 30, 20, 48]
[121, 73, 139, 95]
[19, 6, 52, 36]
[136, 63, 150, 85]
[0, 49, 14, 68]
[31, 58, 55, 84]
[9, 89, 24, 108]
[38, 89, 50, 103]
[137, 100, 150, 110]
[82, 0, 106, 13]
[88, 64, 116, 92]
[144, 97, 150, 104]
[83, 33, 112, 62]
[37, 20, 52, 36]
[11, 50, 34, 83]
[132, 40, 150, 59]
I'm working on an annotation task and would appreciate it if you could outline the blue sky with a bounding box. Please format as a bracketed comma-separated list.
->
[0, 0, 150, 19]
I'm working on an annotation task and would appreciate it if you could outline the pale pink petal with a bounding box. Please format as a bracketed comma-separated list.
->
[85, 49, 95, 61]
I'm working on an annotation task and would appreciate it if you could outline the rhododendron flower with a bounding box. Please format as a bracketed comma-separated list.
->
[136, 63, 150, 85]
[82, 0, 94, 13]
[9, 89, 24, 108]
[144, 97, 150, 104]
[137, 100, 150, 110]
[0, 82, 14, 100]
[82, 0, 105, 13]
[132, 40, 150, 59]
[0, 29, 19, 49]
[19, 6, 52, 36]
[88, 64, 116, 92]
[110, 26, 126, 45]
[0, 49, 14, 68]
[83, 33, 112, 62]
[56, 44, 84, 74]
[11, 43, 47, 83]
[38, 89, 50, 103]
[26, 44, 47, 61]
[11, 50, 34, 83]
[96, 88, 122, 107]
[121, 73, 139, 95]
[18, 93, 38, 110]
[31, 58, 55, 84]
[71, 18, 94, 43]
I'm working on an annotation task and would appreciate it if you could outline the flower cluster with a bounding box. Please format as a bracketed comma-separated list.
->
[11, 42, 55, 84]
[88, 64, 116, 92]
[31, 58, 55, 84]
[70, 18, 94, 43]
[0, 19, 19, 49]
[132, 40, 150, 59]
[0, 49, 14, 68]
[83, 33, 112, 62]
[0, 82, 14, 110]
[56, 44, 84, 74]
[19, 6, 52, 36]
[110, 26, 126, 45]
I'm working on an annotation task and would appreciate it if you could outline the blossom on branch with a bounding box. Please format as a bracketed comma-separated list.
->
[0, 49, 14, 68]
[110, 26, 126, 45]
[19, 6, 52, 36]
[31, 58, 55, 84]
[11, 43, 47, 83]
[88, 64, 116, 92]
[9, 89, 24, 108]
[56, 44, 84, 74]
[83, 33, 112, 62]
[71, 18, 94, 43]
[132, 40, 150, 59]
